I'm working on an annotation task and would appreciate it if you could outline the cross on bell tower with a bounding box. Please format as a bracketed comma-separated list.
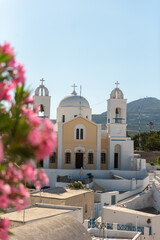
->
[115, 81, 120, 88]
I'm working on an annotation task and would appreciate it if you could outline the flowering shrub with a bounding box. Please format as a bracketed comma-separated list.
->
[0, 42, 57, 239]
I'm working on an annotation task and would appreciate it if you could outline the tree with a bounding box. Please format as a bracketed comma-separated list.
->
[0, 42, 57, 239]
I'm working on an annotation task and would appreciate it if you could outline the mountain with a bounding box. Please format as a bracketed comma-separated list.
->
[92, 97, 160, 135]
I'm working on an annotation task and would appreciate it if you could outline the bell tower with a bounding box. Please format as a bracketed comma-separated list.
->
[107, 81, 127, 137]
[107, 82, 134, 170]
[34, 78, 51, 118]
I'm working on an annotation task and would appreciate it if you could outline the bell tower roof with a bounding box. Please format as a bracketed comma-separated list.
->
[110, 81, 124, 99]
[35, 78, 49, 96]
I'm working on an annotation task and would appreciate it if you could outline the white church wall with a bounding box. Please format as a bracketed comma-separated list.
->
[109, 139, 134, 170]
[109, 124, 127, 137]
[57, 107, 92, 123]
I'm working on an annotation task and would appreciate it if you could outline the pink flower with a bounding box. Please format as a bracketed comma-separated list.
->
[18, 183, 29, 198]
[21, 161, 37, 182]
[0, 83, 12, 102]
[1, 219, 10, 229]
[12, 63, 26, 85]
[38, 169, 49, 185]
[28, 128, 41, 147]
[34, 180, 41, 190]
[1, 41, 14, 57]
[0, 228, 8, 240]
[0, 138, 4, 163]
[24, 96, 34, 104]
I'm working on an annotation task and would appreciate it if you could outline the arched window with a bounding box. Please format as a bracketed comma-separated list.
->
[62, 115, 65, 123]
[65, 150, 72, 164]
[74, 124, 85, 140]
[101, 152, 106, 164]
[39, 104, 45, 117]
[49, 152, 56, 163]
[115, 107, 121, 123]
[76, 128, 79, 139]
[88, 150, 94, 164]
[80, 129, 83, 139]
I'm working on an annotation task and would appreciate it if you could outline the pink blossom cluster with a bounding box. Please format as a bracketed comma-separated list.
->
[0, 42, 57, 239]
[0, 41, 26, 102]
[22, 106, 57, 161]
[0, 219, 10, 240]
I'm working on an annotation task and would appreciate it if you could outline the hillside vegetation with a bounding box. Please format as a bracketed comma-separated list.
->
[132, 131, 160, 151]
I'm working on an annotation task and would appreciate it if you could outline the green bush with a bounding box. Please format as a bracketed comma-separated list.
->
[68, 181, 85, 189]
[157, 157, 160, 165]
[149, 161, 155, 166]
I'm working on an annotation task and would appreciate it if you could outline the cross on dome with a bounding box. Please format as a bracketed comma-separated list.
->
[71, 83, 77, 95]
[72, 83, 77, 92]
[115, 81, 120, 88]
[40, 78, 45, 85]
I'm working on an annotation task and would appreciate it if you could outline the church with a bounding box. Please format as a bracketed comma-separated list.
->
[34, 80, 136, 172]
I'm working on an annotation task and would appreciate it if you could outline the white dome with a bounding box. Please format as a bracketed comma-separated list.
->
[110, 88, 124, 99]
[59, 93, 90, 108]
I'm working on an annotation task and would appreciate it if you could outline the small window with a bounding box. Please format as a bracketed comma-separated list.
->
[101, 152, 106, 164]
[108, 119, 110, 123]
[88, 152, 94, 164]
[62, 115, 65, 123]
[80, 129, 83, 139]
[65, 152, 71, 164]
[76, 128, 79, 139]
[111, 195, 116, 205]
[74, 115, 77, 118]
[50, 152, 56, 163]
[38, 159, 43, 168]
[86, 116, 88, 119]
[85, 204, 87, 213]
[40, 104, 44, 112]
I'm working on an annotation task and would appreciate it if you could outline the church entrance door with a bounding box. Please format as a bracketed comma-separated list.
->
[114, 153, 119, 169]
[76, 153, 83, 168]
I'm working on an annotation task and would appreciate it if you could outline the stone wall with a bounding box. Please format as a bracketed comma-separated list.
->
[135, 151, 160, 164]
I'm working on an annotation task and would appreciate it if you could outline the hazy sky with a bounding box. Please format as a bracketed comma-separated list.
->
[0, 0, 160, 118]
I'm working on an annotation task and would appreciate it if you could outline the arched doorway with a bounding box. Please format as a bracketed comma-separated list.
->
[114, 144, 121, 169]
[75, 150, 84, 169]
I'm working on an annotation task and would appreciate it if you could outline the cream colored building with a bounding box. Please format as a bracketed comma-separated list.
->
[34, 81, 138, 172]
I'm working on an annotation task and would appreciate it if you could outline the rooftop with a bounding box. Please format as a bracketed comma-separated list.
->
[10, 214, 91, 240]
[104, 205, 156, 217]
[31, 187, 92, 199]
[2, 203, 81, 223]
